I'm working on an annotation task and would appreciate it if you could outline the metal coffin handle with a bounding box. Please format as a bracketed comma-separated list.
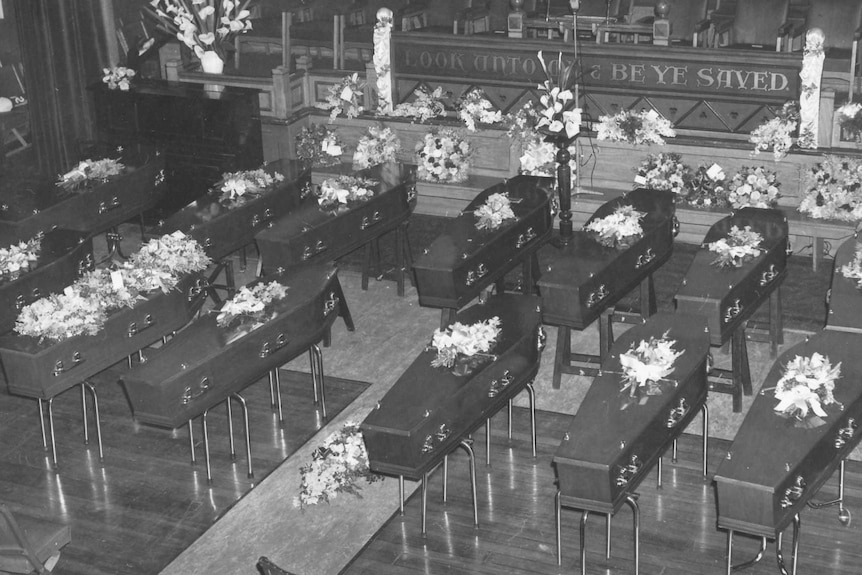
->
[635, 248, 656, 269]
[360, 211, 383, 230]
[614, 454, 642, 487]
[666, 398, 689, 429]
[834, 418, 858, 449]
[779, 475, 807, 508]
[465, 263, 488, 286]
[181, 376, 211, 405]
[759, 264, 779, 286]
[98, 196, 122, 215]
[515, 227, 537, 249]
[723, 299, 743, 323]
[127, 314, 155, 337]
[53, 351, 84, 377]
[586, 284, 610, 308]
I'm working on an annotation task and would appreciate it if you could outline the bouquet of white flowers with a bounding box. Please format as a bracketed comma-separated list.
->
[216, 281, 288, 328]
[773, 352, 841, 422]
[634, 152, 688, 195]
[316, 176, 377, 209]
[387, 86, 447, 123]
[725, 166, 781, 209]
[352, 125, 401, 170]
[749, 101, 799, 161]
[217, 168, 285, 205]
[0, 236, 41, 280]
[429, 316, 501, 369]
[415, 128, 472, 183]
[474, 192, 516, 231]
[619, 331, 684, 398]
[102, 66, 136, 91]
[57, 158, 125, 192]
[836, 102, 862, 142]
[707, 225, 764, 269]
[597, 109, 675, 145]
[457, 88, 502, 132]
[839, 244, 862, 289]
[584, 205, 645, 248]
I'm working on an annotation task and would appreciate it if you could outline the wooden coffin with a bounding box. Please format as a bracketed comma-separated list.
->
[361, 293, 544, 479]
[538, 188, 676, 330]
[553, 312, 710, 514]
[0, 230, 93, 335]
[0, 147, 166, 241]
[411, 175, 553, 310]
[714, 329, 862, 537]
[674, 208, 788, 346]
[826, 237, 862, 333]
[0, 273, 204, 400]
[151, 160, 309, 262]
[254, 162, 416, 271]
[121, 265, 342, 428]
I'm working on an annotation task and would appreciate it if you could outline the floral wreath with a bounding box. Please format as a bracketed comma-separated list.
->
[316, 175, 377, 209]
[57, 158, 126, 192]
[216, 280, 288, 329]
[773, 352, 841, 425]
[749, 101, 799, 161]
[429, 316, 501, 369]
[474, 192, 516, 231]
[707, 225, 764, 269]
[457, 88, 503, 132]
[619, 331, 684, 400]
[585, 204, 645, 248]
[217, 168, 285, 206]
[415, 128, 472, 184]
[798, 155, 862, 222]
[634, 152, 688, 195]
[296, 124, 345, 168]
[596, 109, 675, 145]
[387, 86, 447, 124]
[322, 72, 365, 122]
[0, 235, 42, 280]
[725, 166, 781, 209]
[352, 125, 401, 170]
[102, 66, 136, 91]
[839, 244, 862, 289]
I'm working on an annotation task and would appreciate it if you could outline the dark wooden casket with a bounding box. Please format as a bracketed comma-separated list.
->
[0, 273, 204, 400]
[0, 229, 93, 335]
[553, 312, 710, 513]
[151, 160, 309, 262]
[538, 188, 676, 330]
[254, 162, 416, 271]
[0, 147, 166, 241]
[121, 265, 342, 428]
[411, 175, 553, 310]
[714, 329, 862, 537]
[361, 293, 544, 479]
[674, 208, 788, 345]
[826, 237, 862, 333]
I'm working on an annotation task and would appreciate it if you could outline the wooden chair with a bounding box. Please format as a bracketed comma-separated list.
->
[709, 0, 791, 50]
[0, 504, 71, 575]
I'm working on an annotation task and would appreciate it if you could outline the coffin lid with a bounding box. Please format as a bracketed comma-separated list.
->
[553, 312, 710, 466]
[412, 175, 552, 272]
[826, 237, 862, 333]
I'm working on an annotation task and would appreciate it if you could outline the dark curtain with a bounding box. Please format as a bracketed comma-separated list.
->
[10, 0, 110, 175]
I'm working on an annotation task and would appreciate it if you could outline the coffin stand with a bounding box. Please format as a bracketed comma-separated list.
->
[0, 272, 206, 467]
[553, 312, 710, 575]
[714, 329, 862, 575]
[255, 162, 416, 297]
[362, 293, 544, 532]
[0, 229, 93, 335]
[825, 237, 862, 333]
[121, 264, 344, 482]
[412, 175, 553, 326]
[675, 208, 788, 412]
[537, 188, 677, 388]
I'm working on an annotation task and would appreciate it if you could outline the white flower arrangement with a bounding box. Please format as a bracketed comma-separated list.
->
[296, 124, 344, 168]
[798, 155, 862, 222]
[217, 168, 285, 205]
[749, 101, 799, 161]
[146, 0, 253, 61]
[585, 205, 645, 248]
[596, 109, 675, 145]
[474, 192, 516, 231]
[57, 158, 125, 192]
[619, 331, 684, 397]
[415, 128, 472, 184]
[0, 236, 41, 280]
[504, 100, 542, 143]
[836, 101, 862, 142]
[216, 280, 288, 328]
[707, 225, 764, 269]
[634, 152, 688, 195]
[322, 73, 365, 122]
[457, 88, 502, 132]
[127, 231, 213, 293]
[351, 125, 401, 170]
[725, 166, 781, 209]
[387, 86, 447, 123]
[299, 421, 380, 507]
[517, 133, 577, 178]
[839, 244, 862, 289]
[102, 66, 136, 91]
[774, 352, 841, 420]
[679, 163, 728, 209]
[429, 316, 501, 369]
[535, 51, 581, 139]
[316, 175, 377, 209]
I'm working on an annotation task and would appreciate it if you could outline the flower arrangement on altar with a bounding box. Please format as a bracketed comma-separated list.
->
[634, 153, 688, 195]
[725, 166, 781, 209]
[585, 205, 645, 248]
[387, 86, 446, 123]
[146, 0, 253, 62]
[457, 88, 502, 132]
[322, 73, 365, 122]
[316, 175, 377, 209]
[773, 352, 841, 424]
[836, 102, 862, 142]
[839, 244, 862, 289]
[217, 168, 284, 205]
[535, 51, 581, 140]
[215, 280, 288, 328]
[299, 421, 380, 507]
[503, 100, 542, 143]
[749, 101, 799, 161]
[707, 225, 764, 269]
[679, 163, 728, 209]
[57, 158, 125, 192]
[415, 128, 472, 184]
[0, 236, 41, 281]
[15, 232, 210, 341]
[102, 66, 136, 91]
[429, 316, 501, 369]
[798, 155, 862, 222]
[296, 124, 344, 168]
[596, 109, 675, 146]
[474, 192, 516, 231]
[352, 125, 401, 170]
[619, 331, 684, 399]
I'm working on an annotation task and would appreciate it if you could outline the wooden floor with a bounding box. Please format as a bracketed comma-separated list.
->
[343, 407, 862, 575]
[0, 366, 368, 575]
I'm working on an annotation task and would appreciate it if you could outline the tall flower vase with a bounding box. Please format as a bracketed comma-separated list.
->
[199, 52, 225, 74]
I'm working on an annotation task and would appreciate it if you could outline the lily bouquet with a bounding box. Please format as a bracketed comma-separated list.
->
[585, 205, 645, 248]
[535, 51, 581, 140]
[597, 109, 675, 145]
[102, 66, 136, 91]
[798, 155, 862, 222]
[57, 158, 125, 192]
[619, 332, 684, 398]
[707, 225, 763, 269]
[774, 352, 841, 423]
[429, 316, 501, 369]
[217, 168, 284, 205]
[474, 192, 516, 231]
[146, 0, 253, 61]
[0, 236, 41, 280]
[839, 244, 862, 289]
[216, 280, 288, 328]
[316, 176, 377, 210]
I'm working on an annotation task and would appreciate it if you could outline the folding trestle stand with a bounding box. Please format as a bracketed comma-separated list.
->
[187, 392, 252, 484]
[266, 343, 328, 423]
[37, 380, 104, 470]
